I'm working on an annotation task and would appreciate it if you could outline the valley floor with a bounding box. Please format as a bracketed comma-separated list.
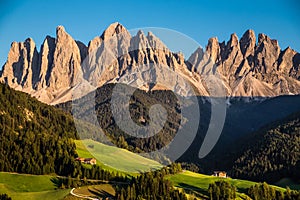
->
[0, 139, 294, 200]
[167, 171, 286, 199]
[0, 172, 70, 200]
[0, 170, 288, 200]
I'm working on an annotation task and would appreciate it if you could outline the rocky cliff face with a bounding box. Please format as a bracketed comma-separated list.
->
[1, 22, 300, 104]
[0, 25, 87, 104]
[1, 38, 39, 90]
[188, 29, 300, 97]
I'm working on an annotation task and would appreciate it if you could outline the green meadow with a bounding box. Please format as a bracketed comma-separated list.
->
[167, 171, 286, 199]
[0, 140, 291, 200]
[0, 172, 70, 200]
[74, 139, 162, 173]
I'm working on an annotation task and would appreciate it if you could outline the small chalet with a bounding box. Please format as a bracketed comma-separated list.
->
[213, 171, 227, 178]
[76, 157, 97, 165]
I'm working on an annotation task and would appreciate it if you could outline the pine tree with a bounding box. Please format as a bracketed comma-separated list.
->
[0, 194, 12, 200]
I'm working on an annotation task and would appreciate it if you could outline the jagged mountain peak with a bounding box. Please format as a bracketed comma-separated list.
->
[207, 37, 219, 45]
[0, 25, 299, 104]
[206, 37, 220, 61]
[136, 29, 144, 36]
[130, 29, 169, 52]
[130, 30, 151, 50]
[41, 35, 55, 52]
[56, 25, 66, 33]
[101, 22, 130, 40]
[242, 29, 255, 40]
[284, 46, 293, 52]
[24, 37, 35, 44]
[10, 37, 36, 50]
[44, 35, 55, 40]
[55, 25, 74, 42]
[56, 25, 72, 41]
[228, 33, 239, 47]
[258, 33, 270, 43]
[146, 31, 168, 51]
[240, 29, 256, 57]
[133, 29, 147, 40]
[147, 31, 155, 37]
[257, 33, 280, 50]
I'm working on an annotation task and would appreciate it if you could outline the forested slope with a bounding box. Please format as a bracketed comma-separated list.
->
[232, 112, 300, 183]
[0, 83, 78, 175]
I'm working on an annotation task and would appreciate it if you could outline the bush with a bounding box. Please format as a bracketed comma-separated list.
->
[208, 180, 236, 200]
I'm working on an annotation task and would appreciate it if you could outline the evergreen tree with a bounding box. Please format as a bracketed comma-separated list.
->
[208, 181, 236, 200]
[0, 194, 11, 200]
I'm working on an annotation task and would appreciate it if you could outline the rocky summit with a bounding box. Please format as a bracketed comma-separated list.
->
[1, 22, 300, 104]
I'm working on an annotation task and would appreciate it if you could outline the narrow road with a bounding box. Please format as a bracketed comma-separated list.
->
[65, 176, 129, 199]
[70, 188, 99, 200]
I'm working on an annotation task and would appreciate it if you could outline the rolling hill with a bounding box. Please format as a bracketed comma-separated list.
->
[231, 111, 300, 183]
[0, 83, 78, 175]
[167, 171, 285, 199]
[58, 82, 300, 179]
[1, 21, 300, 192]
[0, 136, 294, 200]
[0, 172, 70, 200]
[74, 139, 162, 173]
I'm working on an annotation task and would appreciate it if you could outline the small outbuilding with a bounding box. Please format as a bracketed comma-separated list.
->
[76, 157, 97, 165]
[213, 171, 227, 178]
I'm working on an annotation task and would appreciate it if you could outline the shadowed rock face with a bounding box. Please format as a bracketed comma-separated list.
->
[1, 23, 300, 104]
[189, 29, 300, 97]
[1, 38, 39, 89]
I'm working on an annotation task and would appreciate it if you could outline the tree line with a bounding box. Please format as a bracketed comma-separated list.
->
[207, 180, 300, 200]
[232, 111, 300, 183]
[0, 83, 127, 182]
[248, 182, 300, 200]
[115, 163, 187, 200]
[58, 83, 182, 155]
[0, 83, 188, 200]
[0, 194, 11, 200]
[55, 163, 129, 189]
[0, 83, 78, 175]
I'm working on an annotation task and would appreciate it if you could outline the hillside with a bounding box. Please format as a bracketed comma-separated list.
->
[58, 83, 300, 176]
[0, 83, 78, 175]
[75, 139, 162, 173]
[63, 83, 182, 155]
[195, 95, 300, 172]
[0, 129, 297, 200]
[1, 21, 300, 192]
[230, 111, 300, 183]
[0, 172, 70, 200]
[167, 171, 286, 199]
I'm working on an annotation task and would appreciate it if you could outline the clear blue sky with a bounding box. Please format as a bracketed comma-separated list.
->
[0, 0, 299, 68]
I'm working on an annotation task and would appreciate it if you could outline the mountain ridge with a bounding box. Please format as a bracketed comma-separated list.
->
[1, 22, 299, 104]
[230, 110, 300, 183]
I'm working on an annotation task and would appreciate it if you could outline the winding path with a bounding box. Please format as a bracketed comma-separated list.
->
[70, 188, 99, 200]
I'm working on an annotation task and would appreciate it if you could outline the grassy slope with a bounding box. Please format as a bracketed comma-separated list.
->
[0, 172, 70, 200]
[63, 184, 116, 200]
[75, 139, 162, 173]
[167, 171, 286, 199]
[74, 184, 115, 197]
[76, 139, 288, 199]
[0, 139, 289, 200]
[276, 178, 300, 190]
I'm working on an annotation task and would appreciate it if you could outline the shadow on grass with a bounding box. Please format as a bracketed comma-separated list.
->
[236, 186, 248, 194]
[88, 187, 114, 198]
[177, 182, 208, 197]
[50, 177, 62, 188]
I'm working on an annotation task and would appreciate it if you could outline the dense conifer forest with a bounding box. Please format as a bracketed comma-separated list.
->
[232, 112, 300, 183]
[0, 83, 78, 175]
